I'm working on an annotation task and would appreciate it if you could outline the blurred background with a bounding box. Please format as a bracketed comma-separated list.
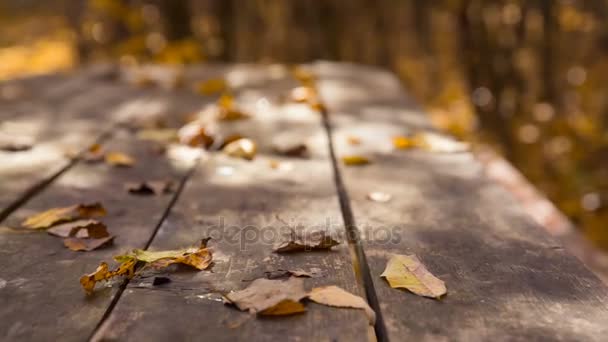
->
[1, 0, 607, 249]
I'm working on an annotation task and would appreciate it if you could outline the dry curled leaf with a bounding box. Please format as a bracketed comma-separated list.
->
[125, 180, 174, 196]
[307, 286, 376, 325]
[367, 192, 392, 203]
[274, 231, 339, 253]
[177, 121, 214, 148]
[80, 258, 136, 295]
[115, 238, 212, 270]
[64, 235, 115, 252]
[47, 219, 109, 238]
[225, 277, 307, 316]
[22, 203, 107, 229]
[342, 155, 370, 166]
[223, 138, 257, 160]
[381, 254, 446, 299]
[105, 152, 135, 167]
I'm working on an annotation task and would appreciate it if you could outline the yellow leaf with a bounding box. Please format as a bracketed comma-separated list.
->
[22, 203, 107, 229]
[342, 155, 370, 166]
[217, 108, 250, 121]
[223, 138, 257, 160]
[307, 285, 376, 324]
[105, 152, 135, 167]
[116, 238, 213, 271]
[413, 132, 469, 153]
[381, 254, 446, 299]
[218, 93, 234, 110]
[392, 136, 415, 149]
[80, 258, 136, 295]
[196, 78, 227, 95]
[177, 121, 214, 148]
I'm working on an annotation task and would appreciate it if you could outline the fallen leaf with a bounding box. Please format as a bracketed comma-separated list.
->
[346, 136, 361, 145]
[125, 180, 174, 195]
[115, 238, 212, 271]
[274, 231, 339, 253]
[342, 155, 370, 166]
[273, 143, 309, 158]
[414, 132, 470, 153]
[177, 121, 214, 148]
[136, 128, 178, 144]
[291, 67, 316, 86]
[289, 86, 316, 103]
[264, 269, 313, 279]
[392, 136, 415, 150]
[196, 78, 228, 95]
[367, 192, 392, 203]
[47, 219, 109, 238]
[307, 286, 376, 324]
[80, 258, 136, 295]
[22, 203, 107, 229]
[105, 152, 135, 167]
[226, 277, 307, 316]
[217, 108, 250, 121]
[82, 143, 104, 162]
[223, 138, 257, 160]
[219, 134, 245, 149]
[381, 254, 446, 299]
[64, 236, 115, 251]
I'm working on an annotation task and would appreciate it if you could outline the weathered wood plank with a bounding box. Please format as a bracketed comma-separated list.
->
[314, 62, 608, 341]
[0, 72, 142, 218]
[93, 65, 371, 342]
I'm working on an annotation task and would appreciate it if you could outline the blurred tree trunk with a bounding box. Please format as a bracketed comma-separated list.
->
[540, 0, 556, 104]
[158, 0, 192, 41]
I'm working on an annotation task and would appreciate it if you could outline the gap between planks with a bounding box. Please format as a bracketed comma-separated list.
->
[88, 152, 202, 341]
[0, 129, 113, 224]
[320, 107, 389, 342]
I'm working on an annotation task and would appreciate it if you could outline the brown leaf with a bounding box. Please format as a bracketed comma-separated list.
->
[64, 235, 115, 251]
[274, 231, 339, 253]
[105, 152, 135, 167]
[22, 203, 107, 229]
[264, 269, 313, 280]
[177, 121, 214, 148]
[47, 219, 109, 238]
[125, 180, 174, 196]
[225, 277, 307, 315]
[341, 155, 370, 166]
[223, 138, 257, 160]
[381, 254, 447, 299]
[273, 143, 309, 158]
[217, 108, 250, 121]
[307, 286, 376, 324]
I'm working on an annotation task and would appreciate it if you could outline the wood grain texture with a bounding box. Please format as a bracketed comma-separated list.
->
[93, 66, 371, 342]
[0, 129, 199, 341]
[313, 62, 608, 341]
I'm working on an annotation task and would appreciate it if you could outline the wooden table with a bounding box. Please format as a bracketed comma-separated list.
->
[1, 63, 607, 341]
